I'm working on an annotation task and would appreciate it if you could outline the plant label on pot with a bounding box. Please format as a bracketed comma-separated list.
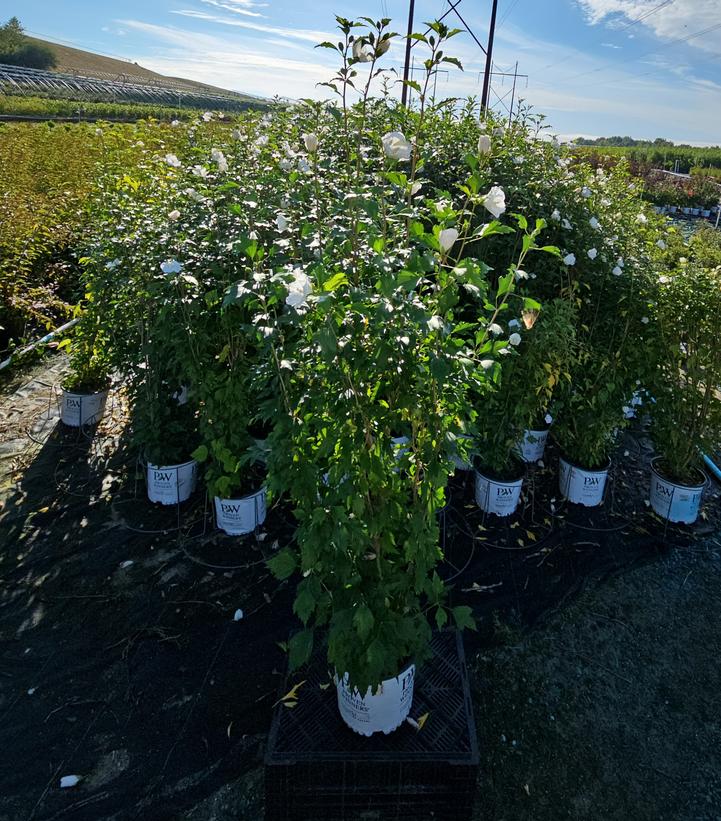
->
[60, 390, 108, 427]
[517, 429, 549, 463]
[147, 459, 197, 505]
[214, 488, 267, 535]
[558, 457, 608, 507]
[336, 664, 415, 736]
[474, 470, 523, 517]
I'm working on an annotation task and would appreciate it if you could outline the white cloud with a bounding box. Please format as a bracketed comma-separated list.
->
[199, 0, 267, 19]
[575, 0, 721, 53]
[117, 19, 337, 99]
[170, 9, 333, 43]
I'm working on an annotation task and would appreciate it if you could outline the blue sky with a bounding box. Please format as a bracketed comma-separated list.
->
[13, 0, 721, 143]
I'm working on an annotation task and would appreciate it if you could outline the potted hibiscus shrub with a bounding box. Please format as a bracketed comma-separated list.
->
[265, 267, 479, 736]
[473, 298, 576, 516]
[123, 266, 202, 506]
[128, 360, 200, 506]
[648, 227, 721, 524]
[58, 302, 111, 428]
[263, 202, 551, 735]
[537, 166, 659, 507]
[189, 274, 282, 536]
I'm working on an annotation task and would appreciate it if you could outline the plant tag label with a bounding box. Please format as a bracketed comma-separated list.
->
[517, 429, 548, 463]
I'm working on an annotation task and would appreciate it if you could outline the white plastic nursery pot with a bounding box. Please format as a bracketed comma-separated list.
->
[474, 466, 524, 517]
[146, 459, 197, 505]
[649, 459, 706, 525]
[558, 455, 609, 507]
[214, 487, 267, 535]
[336, 664, 415, 736]
[517, 428, 549, 463]
[60, 388, 108, 427]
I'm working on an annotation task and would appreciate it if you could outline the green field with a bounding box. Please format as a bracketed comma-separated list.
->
[574, 144, 721, 174]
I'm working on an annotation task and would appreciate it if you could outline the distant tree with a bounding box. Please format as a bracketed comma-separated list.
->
[0, 16, 24, 53]
[0, 42, 56, 70]
[0, 17, 57, 70]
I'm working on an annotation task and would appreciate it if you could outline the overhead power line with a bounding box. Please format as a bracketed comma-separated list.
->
[497, 0, 522, 32]
[539, 0, 676, 74]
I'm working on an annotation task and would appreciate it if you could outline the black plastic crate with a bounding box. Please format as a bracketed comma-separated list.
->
[265, 630, 479, 820]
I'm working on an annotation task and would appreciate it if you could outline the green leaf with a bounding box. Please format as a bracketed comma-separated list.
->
[288, 629, 313, 670]
[452, 605, 477, 631]
[497, 271, 515, 298]
[538, 244, 561, 256]
[441, 56, 463, 70]
[191, 444, 209, 462]
[322, 272, 348, 292]
[435, 607, 448, 630]
[294, 580, 317, 624]
[267, 548, 297, 581]
[353, 605, 375, 641]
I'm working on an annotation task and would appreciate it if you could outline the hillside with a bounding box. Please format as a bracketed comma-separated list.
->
[24, 35, 261, 101]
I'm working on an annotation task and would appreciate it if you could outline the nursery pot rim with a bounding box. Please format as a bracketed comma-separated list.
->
[214, 483, 266, 503]
[650, 457, 707, 491]
[60, 384, 110, 398]
[335, 657, 415, 696]
[474, 455, 526, 484]
[146, 456, 198, 470]
[558, 452, 611, 474]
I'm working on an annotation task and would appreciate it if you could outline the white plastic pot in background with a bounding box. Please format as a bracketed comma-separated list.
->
[147, 459, 197, 505]
[391, 435, 410, 459]
[214, 487, 267, 535]
[517, 428, 549, 463]
[474, 468, 524, 517]
[649, 459, 706, 524]
[559, 456, 609, 507]
[172, 384, 189, 405]
[60, 389, 108, 427]
[336, 664, 415, 736]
